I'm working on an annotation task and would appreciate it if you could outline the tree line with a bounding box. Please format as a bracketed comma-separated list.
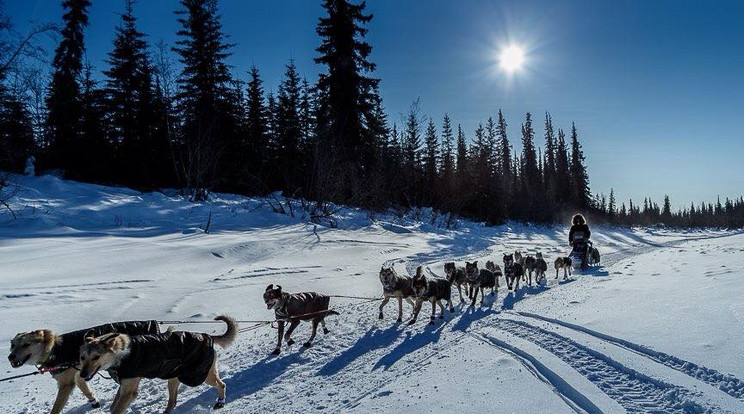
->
[1, 0, 741, 228]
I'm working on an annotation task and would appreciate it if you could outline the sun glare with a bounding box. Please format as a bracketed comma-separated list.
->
[499, 44, 526, 73]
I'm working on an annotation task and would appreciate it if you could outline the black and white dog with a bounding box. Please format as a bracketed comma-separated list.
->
[503, 254, 524, 291]
[263, 285, 339, 355]
[378, 266, 415, 322]
[465, 261, 497, 305]
[409, 266, 454, 325]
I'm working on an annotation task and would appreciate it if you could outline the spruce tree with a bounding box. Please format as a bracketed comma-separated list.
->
[315, 0, 379, 199]
[543, 112, 556, 195]
[43, 0, 91, 174]
[273, 60, 303, 192]
[554, 128, 570, 204]
[569, 122, 591, 208]
[173, 0, 237, 200]
[423, 118, 438, 202]
[245, 65, 267, 188]
[455, 124, 468, 189]
[440, 114, 454, 184]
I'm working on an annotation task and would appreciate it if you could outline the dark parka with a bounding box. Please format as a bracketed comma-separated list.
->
[39, 321, 159, 371]
[109, 331, 215, 387]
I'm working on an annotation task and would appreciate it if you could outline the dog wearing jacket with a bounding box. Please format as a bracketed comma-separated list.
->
[263, 285, 339, 355]
[7, 320, 160, 414]
[78, 316, 237, 414]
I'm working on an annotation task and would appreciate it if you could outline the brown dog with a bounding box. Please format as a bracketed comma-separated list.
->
[7, 321, 159, 414]
[554, 257, 573, 279]
[378, 266, 415, 322]
[78, 316, 237, 414]
[263, 285, 339, 354]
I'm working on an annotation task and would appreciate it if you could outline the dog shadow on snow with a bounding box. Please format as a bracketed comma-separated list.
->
[317, 323, 404, 376]
[175, 351, 310, 412]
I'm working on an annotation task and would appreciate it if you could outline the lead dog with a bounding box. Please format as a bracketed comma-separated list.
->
[554, 257, 572, 279]
[78, 316, 236, 414]
[378, 266, 415, 322]
[465, 261, 497, 305]
[7, 321, 160, 414]
[444, 262, 468, 302]
[263, 284, 339, 354]
[503, 254, 524, 291]
[588, 247, 601, 266]
[409, 266, 454, 325]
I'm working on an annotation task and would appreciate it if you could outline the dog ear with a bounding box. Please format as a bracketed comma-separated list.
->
[84, 330, 96, 343]
[103, 334, 119, 348]
[473, 260, 478, 266]
[276, 285, 282, 292]
[266, 284, 273, 292]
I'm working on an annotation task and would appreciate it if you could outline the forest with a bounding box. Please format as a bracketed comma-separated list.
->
[1, 0, 742, 228]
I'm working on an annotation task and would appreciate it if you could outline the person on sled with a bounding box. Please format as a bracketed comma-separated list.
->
[568, 213, 591, 269]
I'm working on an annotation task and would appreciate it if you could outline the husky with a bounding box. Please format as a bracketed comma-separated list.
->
[554, 257, 572, 279]
[7, 321, 159, 414]
[264, 285, 339, 355]
[378, 266, 415, 322]
[465, 261, 497, 306]
[503, 254, 524, 291]
[485, 261, 502, 289]
[444, 262, 468, 302]
[535, 252, 548, 284]
[409, 266, 454, 325]
[524, 255, 537, 286]
[588, 247, 601, 266]
[514, 251, 526, 281]
[78, 316, 237, 414]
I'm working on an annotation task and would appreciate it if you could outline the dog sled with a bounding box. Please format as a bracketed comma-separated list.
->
[570, 232, 591, 271]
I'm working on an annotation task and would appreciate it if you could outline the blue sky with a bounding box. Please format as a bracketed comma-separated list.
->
[6, 0, 744, 208]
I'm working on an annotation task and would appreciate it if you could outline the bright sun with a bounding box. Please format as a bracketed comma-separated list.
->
[499, 45, 526, 73]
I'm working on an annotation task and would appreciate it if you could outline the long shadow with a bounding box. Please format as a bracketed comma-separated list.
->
[500, 283, 550, 310]
[372, 316, 450, 371]
[316, 324, 402, 376]
[451, 301, 499, 333]
[177, 351, 309, 412]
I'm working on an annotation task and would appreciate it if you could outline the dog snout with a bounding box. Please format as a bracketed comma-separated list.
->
[7, 354, 15, 362]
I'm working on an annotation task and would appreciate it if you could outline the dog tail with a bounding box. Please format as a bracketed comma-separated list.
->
[213, 315, 238, 348]
[326, 310, 340, 317]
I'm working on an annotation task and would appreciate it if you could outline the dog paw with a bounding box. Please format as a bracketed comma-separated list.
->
[90, 400, 101, 409]
[271, 348, 281, 355]
[395, 318, 402, 323]
[407, 319, 416, 325]
[303, 342, 312, 348]
[286, 339, 295, 346]
[323, 328, 330, 335]
[213, 401, 225, 409]
[378, 313, 383, 319]
[429, 320, 435, 325]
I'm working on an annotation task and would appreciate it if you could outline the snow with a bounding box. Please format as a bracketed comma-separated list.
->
[1, 174, 744, 413]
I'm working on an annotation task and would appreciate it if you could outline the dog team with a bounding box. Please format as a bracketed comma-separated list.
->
[6, 249, 598, 413]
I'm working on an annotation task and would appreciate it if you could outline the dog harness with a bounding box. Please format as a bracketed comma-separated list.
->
[37, 321, 160, 372]
[108, 331, 215, 387]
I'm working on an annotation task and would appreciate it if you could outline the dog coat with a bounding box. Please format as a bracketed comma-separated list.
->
[420, 278, 451, 301]
[276, 292, 331, 321]
[39, 320, 160, 371]
[109, 331, 215, 387]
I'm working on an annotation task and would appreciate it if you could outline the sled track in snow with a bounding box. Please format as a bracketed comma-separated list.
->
[494, 319, 711, 414]
[515, 311, 744, 401]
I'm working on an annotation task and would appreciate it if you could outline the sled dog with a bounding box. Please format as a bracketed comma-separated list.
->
[409, 266, 454, 325]
[264, 285, 339, 355]
[524, 255, 537, 286]
[78, 316, 237, 414]
[535, 252, 548, 284]
[8, 321, 159, 414]
[444, 262, 468, 302]
[378, 266, 415, 322]
[465, 261, 498, 305]
[588, 247, 601, 266]
[485, 261, 502, 288]
[554, 257, 572, 279]
[503, 254, 524, 291]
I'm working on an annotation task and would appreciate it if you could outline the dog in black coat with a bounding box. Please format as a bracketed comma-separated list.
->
[264, 285, 339, 355]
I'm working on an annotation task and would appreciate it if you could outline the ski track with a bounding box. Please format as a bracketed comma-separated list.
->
[514, 311, 744, 401]
[493, 319, 713, 414]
